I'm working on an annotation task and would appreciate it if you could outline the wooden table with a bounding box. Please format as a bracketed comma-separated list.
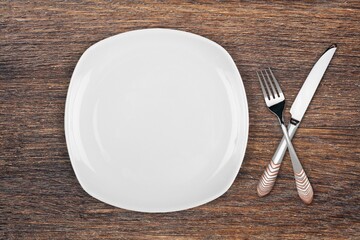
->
[1, 1, 359, 239]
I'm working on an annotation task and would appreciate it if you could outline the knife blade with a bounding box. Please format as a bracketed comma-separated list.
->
[273, 44, 337, 164]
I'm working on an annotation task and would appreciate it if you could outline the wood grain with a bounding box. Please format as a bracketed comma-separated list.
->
[1, 1, 360, 239]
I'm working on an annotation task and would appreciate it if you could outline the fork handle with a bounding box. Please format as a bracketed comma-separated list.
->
[280, 123, 314, 204]
[257, 123, 298, 197]
[257, 160, 281, 197]
[273, 123, 298, 164]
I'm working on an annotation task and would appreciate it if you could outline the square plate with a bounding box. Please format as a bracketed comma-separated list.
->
[65, 28, 248, 212]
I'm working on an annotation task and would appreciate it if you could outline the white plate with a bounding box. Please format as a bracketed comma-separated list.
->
[65, 29, 248, 213]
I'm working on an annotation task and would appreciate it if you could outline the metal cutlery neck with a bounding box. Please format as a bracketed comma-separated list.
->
[269, 101, 285, 123]
[290, 118, 300, 126]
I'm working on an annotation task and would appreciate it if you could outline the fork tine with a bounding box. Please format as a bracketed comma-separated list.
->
[264, 69, 278, 97]
[268, 68, 283, 95]
[257, 71, 269, 100]
[260, 71, 273, 99]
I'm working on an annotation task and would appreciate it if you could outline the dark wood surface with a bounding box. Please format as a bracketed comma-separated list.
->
[1, 1, 360, 239]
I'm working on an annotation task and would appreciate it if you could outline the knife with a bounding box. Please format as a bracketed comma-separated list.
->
[257, 44, 337, 197]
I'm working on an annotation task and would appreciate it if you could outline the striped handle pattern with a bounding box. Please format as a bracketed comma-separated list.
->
[257, 161, 281, 197]
[295, 169, 314, 204]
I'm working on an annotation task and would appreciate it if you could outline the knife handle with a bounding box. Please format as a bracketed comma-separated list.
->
[280, 123, 314, 205]
[295, 169, 314, 204]
[257, 122, 298, 197]
[273, 122, 298, 164]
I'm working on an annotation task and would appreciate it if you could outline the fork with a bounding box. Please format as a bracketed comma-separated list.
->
[256, 68, 313, 204]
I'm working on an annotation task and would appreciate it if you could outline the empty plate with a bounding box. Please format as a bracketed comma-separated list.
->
[65, 28, 248, 212]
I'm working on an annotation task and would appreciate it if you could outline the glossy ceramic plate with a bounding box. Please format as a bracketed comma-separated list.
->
[65, 28, 248, 212]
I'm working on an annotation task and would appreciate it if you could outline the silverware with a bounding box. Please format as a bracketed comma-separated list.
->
[257, 68, 313, 204]
[257, 44, 337, 200]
